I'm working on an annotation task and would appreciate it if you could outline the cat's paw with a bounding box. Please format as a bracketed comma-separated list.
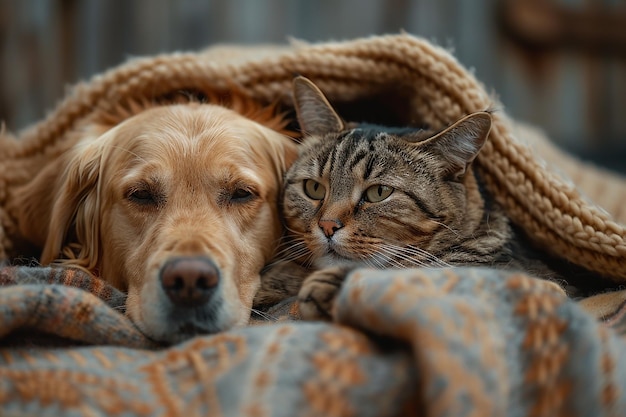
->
[297, 266, 349, 321]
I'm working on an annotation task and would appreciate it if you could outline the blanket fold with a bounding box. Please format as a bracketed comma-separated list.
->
[1, 267, 626, 416]
[0, 266, 152, 348]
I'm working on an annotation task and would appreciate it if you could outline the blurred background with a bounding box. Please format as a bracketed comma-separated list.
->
[1, 0, 625, 173]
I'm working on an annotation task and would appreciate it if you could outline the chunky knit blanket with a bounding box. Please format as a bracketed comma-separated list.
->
[1, 34, 626, 416]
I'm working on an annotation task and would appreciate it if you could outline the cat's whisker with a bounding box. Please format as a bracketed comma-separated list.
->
[270, 234, 294, 247]
[283, 224, 307, 236]
[344, 242, 391, 269]
[372, 247, 414, 269]
[250, 308, 279, 322]
[430, 220, 460, 237]
[271, 239, 308, 257]
[270, 244, 305, 257]
[381, 249, 427, 269]
[265, 240, 312, 268]
[300, 252, 316, 269]
[402, 245, 452, 268]
[376, 254, 405, 269]
[346, 241, 410, 269]
[263, 249, 312, 269]
[377, 244, 451, 269]
[281, 247, 312, 261]
[372, 254, 392, 269]
[361, 255, 387, 269]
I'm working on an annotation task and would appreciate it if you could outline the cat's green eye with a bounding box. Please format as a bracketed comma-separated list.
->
[365, 185, 393, 203]
[303, 179, 326, 200]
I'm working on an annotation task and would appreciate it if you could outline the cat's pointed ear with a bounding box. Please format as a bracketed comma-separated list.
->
[420, 112, 492, 180]
[293, 76, 345, 136]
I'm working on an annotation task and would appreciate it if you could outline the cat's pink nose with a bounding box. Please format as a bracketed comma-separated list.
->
[319, 219, 343, 238]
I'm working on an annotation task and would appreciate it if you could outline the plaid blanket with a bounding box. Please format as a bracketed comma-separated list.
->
[1, 265, 626, 416]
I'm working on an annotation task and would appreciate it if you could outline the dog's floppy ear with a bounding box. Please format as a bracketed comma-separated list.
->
[16, 155, 70, 248]
[18, 138, 103, 271]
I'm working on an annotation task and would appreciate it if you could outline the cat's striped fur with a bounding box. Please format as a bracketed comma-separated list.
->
[254, 77, 569, 320]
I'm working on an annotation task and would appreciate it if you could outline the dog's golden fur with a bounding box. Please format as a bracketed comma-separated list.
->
[14, 96, 297, 343]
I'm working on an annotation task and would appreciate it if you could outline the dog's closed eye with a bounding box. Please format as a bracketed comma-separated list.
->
[126, 184, 165, 208]
[230, 188, 255, 203]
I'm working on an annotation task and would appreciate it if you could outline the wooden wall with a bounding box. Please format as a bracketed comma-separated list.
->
[2, 0, 625, 172]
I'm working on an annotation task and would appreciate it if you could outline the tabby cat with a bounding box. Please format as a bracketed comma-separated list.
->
[254, 77, 568, 320]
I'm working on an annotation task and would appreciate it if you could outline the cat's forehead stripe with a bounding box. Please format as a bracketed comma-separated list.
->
[310, 127, 427, 182]
[332, 131, 359, 172]
[335, 131, 377, 178]
[317, 141, 333, 178]
[364, 155, 375, 180]
[329, 129, 390, 181]
[323, 138, 341, 177]
[348, 149, 368, 170]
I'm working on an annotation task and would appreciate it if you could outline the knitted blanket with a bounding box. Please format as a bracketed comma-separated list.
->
[2, 266, 626, 416]
[1, 34, 626, 416]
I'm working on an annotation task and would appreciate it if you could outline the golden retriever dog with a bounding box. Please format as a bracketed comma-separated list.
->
[14, 98, 297, 343]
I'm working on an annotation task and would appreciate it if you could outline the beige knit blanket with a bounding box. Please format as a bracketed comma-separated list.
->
[1, 33, 625, 289]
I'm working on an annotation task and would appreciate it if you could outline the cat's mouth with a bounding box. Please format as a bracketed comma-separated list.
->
[324, 242, 350, 258]
[321, 241, 398, 269]
[326, 247, 347, 259]
[318, 245, 363, 268]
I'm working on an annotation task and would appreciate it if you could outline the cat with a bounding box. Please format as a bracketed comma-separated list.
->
[253, 76, 575, 321]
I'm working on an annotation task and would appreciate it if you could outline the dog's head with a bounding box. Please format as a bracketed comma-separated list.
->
[17, 103, 297, 343]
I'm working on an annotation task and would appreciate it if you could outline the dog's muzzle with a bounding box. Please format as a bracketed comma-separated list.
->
[159, 256, 220, 307]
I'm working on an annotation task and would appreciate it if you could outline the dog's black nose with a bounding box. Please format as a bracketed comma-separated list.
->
[160, 257, 220, 307]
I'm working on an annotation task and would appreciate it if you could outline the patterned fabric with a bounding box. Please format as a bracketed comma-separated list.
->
[0, 266, 152, 348]
[2, 265, 626, 416]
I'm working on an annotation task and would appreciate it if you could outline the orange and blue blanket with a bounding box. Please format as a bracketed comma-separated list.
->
[1, 264, 626, 416]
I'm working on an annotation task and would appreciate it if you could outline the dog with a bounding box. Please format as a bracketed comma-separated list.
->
[14, 99, 297, 343]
